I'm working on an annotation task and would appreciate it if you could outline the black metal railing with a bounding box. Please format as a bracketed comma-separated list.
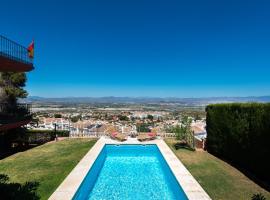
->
[0, 35, 33, 65]
[0, 103, 32, 124]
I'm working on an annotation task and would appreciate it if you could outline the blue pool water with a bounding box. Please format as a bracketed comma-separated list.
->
[73, 145, 188, 200]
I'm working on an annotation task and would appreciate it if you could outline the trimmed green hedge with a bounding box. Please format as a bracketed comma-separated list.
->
[26, 130, 70, 144]
[206, 103, 270, 182]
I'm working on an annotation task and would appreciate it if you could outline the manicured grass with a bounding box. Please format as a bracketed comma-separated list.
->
[0, 138, 97, 200]
[165, 139, 270, 200]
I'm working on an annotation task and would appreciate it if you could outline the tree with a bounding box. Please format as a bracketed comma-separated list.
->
[0, 72, 28, 104]
[194, 114, 201, 121]
[118, 115, 129, 121]
[174, 125, 183, 140]
[136, 123, 151, 132]
[0, 72, 30, 157]
[71, 116, 80, 123]
[147, 114, 154, 120]
[182, 116, 192, 136]
[175, 116, 192, 141]
[54, 114, 62, 118]
[165, 125, 175, 133]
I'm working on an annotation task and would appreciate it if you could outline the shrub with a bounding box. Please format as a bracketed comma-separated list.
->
[136, 123, 152, 132]
[0, 174, 40, 200]
[206, 103, 270, 183]
[118, 115, 129, 121]
[251, 193, 266, 200]
[27, 130, 69, 144]
[147, 114, 154, 120]
[54, 114, 62, 118]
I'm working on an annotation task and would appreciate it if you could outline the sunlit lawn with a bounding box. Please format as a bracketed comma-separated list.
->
[0, 138, 97, 200]
[165, 139, 270, 200]
[1, 138, 269, 200]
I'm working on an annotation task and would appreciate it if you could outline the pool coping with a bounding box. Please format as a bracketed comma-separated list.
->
[49, 137, 211, 200]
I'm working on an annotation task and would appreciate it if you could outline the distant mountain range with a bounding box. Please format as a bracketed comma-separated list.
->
[23, 96, 270, 105]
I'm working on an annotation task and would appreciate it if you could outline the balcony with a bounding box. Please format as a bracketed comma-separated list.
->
[0, 103, 32, 131]
[0, 35, 34, 72]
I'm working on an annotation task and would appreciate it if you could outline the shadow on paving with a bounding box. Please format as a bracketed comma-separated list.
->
[0, 174, 40, 200]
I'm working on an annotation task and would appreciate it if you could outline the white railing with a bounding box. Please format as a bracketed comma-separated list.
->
[69, 131, 177, 138]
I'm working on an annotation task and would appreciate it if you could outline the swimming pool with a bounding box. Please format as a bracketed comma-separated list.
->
[73, 144, 188, 200]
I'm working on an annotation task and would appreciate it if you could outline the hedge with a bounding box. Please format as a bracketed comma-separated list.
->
[26, 130, 70, 144]
[206, 103, 270, 183]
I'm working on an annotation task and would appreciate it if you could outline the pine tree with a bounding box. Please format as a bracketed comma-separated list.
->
[0, 72, 29, 155]
[0, 72, 28, 105]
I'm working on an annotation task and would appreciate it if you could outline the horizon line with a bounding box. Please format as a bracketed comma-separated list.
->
[27, 95, 270, 99]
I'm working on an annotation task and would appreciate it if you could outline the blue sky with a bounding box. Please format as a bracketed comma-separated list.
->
[1, 0, 270, 97]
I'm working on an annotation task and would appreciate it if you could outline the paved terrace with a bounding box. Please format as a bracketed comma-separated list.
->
[49, 137, 211, 200]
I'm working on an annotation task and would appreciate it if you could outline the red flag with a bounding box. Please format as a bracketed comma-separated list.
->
[27, 40, 34, 58]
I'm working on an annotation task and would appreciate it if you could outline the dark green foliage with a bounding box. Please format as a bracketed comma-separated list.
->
[136, 123, 152, 132]
[252, 193, 266, 200]
[27, 130, 70, 137]
[147, 114, 154, 120]
[206, 103, 270, 183]
[174, 125, 182, 140]
[177, 116, 192, 140]
[173, 116, 194, 149]
[164, 125, 175, 133]
[118, 115, 129, 121]
[27, 130, 70, 144]
[53, 114, 62, 118]
[0, 174, 40, 200]
[0, 72, 28, 103]
[71, 115, 81, 123]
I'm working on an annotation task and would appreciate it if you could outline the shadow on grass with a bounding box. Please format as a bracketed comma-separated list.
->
[208, 151, 270, 192]
[0, 174, 40, 200]
[174, 142, 195, 151]
[0, 144, 40, 160]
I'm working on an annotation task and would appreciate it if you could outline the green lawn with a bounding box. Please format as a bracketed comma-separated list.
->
[0, 138, 97, 200]
[165, 139, 270, 200]
[1, 138, 269, 200]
